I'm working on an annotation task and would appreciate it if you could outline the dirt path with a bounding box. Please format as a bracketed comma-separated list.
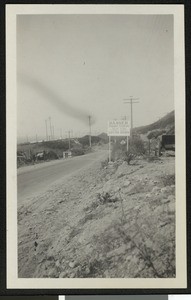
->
[18, 156, 175, 278]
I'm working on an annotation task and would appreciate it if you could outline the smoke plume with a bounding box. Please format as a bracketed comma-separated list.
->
[18, 73, 96, 125]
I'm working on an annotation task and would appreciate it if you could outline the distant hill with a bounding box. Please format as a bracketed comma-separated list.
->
[78, 135, 105, 146]
[98, 132, 108, 142]
[134, 111, 175, 135]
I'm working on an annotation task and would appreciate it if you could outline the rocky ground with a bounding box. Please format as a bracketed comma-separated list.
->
[18, 154, 175, 278]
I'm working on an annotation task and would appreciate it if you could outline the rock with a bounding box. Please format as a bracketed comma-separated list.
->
[168, 195, 175, 202]
[154, 206, 164, 214]
[104, 270, 109, 277]
[123, 180, 131, 187]
[69, 261, 76, 268]
[168, 202, 175, 213]
[152, 186, 160, 193]
[77, 265, 82, 273]
[85, 267, 90, 275]
[161, 198, 170, 204]
[115, 162, 128, 177]
[113, 186, 120, 193]
[146, 193, 151, 198]
[159, 221, 169, 228]
[59, 272, 66, 278]
[102, 180, 114, 193]
[55, 260, 60, 267]
[161, 186, 168, 194]
[48, 268, 57, 277]
[117, 172, 124, 178]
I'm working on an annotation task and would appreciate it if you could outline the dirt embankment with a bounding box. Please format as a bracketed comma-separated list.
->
[18, 156, 175, 278]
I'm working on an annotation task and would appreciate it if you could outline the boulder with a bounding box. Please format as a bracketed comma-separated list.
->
[168, 195, 175, 202]
[69, 261, 76, 268]
[168, 202, 175, 213]
[123, 180, 131, 187]
[55, 260, 60, 267]
[115, 162, 128, 177]
[161, 198, 170, 204]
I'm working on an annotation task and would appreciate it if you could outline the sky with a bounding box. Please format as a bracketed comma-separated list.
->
[17, 14, 174, 142]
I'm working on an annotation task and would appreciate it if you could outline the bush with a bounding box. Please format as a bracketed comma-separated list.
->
[111, 137, 145, 164]
[147, 129, 166, 140]
[72, 147, 85, 156]
[101, 159, 109, 168]
[129, 136, 145, 154]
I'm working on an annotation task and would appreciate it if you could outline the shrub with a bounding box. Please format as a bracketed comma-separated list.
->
[101, 159, 109, 168]
[111, 137, 145, 164]
[147, 129, 166, 140]
[72, 147, 85, 156]
[97, 192, 119, 205]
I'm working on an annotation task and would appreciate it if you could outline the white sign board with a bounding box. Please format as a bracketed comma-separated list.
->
[108, 120, 130, 136]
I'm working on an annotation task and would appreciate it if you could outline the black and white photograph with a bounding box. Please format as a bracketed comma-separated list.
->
[6, 4, 186, 289]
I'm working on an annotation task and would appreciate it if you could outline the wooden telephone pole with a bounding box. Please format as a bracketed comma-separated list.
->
[49, 116, 52, 140]
[123, 97, 139, 136]
[68, 131, 71, 151]
[45, 119, 48, 141]
[88, 115, 92, 148]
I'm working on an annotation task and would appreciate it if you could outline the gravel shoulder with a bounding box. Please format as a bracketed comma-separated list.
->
[18, 155, 175, 278]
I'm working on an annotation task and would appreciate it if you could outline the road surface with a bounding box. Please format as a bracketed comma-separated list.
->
[17, 150, 107, 205]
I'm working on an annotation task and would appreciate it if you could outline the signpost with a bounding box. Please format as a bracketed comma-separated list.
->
[108, 120, 130, 137]
[107, 119, 130, 162]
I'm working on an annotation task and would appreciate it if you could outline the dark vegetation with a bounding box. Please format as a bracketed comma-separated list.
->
[17, 111, 174, 168]
[111, 136, 146, 165]
[17, 135, 107, 168]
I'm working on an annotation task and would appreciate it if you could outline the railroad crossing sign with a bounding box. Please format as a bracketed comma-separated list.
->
[108, 120, 130, 136]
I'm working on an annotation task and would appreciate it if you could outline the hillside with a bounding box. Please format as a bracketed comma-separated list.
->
[18, 135, 107, 155]
[18, 154, 175, 278]
[17, 135, 108, 168]
[134, 111, 175, 135]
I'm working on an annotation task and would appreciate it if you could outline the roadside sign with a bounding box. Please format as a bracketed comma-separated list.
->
[108, 120, 130, 136]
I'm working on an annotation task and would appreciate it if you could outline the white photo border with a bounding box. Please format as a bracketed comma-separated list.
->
[6, 4, 186, 289]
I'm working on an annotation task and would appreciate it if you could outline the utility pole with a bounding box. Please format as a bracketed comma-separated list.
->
[49, 116, 52, 140]
[52, 125, 54, 140]
[122, 115, 129, 151]
[68, 131, 71, 151]
[45, 119, 48, 141]
[88, 115, 92, 148]
[60, 128, 63, 139]
[123, 97, 139, 136]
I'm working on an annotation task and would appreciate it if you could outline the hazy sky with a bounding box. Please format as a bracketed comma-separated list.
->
[17, 14, 173, 141]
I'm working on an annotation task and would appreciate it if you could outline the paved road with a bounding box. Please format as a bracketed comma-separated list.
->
[17, 150, 107, 204]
